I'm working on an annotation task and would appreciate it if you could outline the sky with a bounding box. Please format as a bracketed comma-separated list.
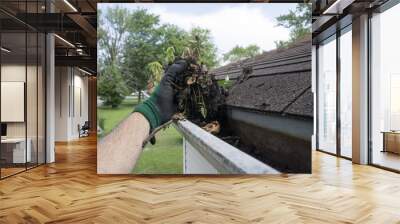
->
[98, 3, 297, 61]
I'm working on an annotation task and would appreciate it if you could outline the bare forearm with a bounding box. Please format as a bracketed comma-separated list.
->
[98, 112, 150, 174]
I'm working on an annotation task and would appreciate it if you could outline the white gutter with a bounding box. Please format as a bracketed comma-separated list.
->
[174, 120, 279, 174]
[142, 88, 277, 173]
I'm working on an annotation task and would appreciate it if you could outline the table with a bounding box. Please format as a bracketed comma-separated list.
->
[1, 138, 31, 163]
[382, 131, 400, 154]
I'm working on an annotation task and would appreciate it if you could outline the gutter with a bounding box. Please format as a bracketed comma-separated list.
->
[174, 120, 279, 174]
[143, 90, 278, 174]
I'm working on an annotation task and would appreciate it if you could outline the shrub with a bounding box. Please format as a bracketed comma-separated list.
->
[98, 65, 129, 108]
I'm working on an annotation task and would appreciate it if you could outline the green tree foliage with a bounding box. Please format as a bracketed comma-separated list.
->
[147, 46, 175, 87]
[223, 44, 261, 63]
[186, 27, 219, 69]
[122, 9, 162, 100]
[122, 12, 219, 97]
[165, 46, 176, 65]
[97, 7, 131, 108]
[98, 7, 130, 66]
[97, 9, 106, 72]
[275, 4, 311, 49]
[98, 65, 129, 108]
[147, 61, 164, 84]
[98, 7, 219, 103]
[159, 24, 188, 61]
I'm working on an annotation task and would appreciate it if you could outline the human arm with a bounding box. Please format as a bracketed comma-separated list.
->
[97, 59, 188, 174]
[97, 112, 149, 174]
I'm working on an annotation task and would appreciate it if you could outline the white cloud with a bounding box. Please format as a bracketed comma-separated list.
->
[148, 4, 290, 58]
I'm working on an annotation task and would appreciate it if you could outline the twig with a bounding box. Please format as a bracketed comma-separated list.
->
[142, 120, 173, 148]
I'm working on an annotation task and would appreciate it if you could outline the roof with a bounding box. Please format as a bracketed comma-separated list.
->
[210, 39, 312, 118]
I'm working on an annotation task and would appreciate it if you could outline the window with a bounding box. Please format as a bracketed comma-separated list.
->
[370, 3, 400, 171]
[318, 35, 337, 154]
[0, 2, 46, 179]
[339, 27, 352, 158]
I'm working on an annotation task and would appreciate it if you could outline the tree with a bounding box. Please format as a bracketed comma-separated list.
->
[223, 44, 261, 63]
[97, 9, 106, 72]
[159, 24, 188, 62]
[146, 46, 175, 90]
[186, 27, 219, 69]
[275, 4, 311, 49]
[97, 7, 130, 108]
[98, 6, 130, 66]
[122, 9, 163, 102]
[98, 65, 129, 108]
[100, 8, 220, 104]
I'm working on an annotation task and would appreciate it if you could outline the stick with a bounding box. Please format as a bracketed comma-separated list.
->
[142, 120, 173, 148]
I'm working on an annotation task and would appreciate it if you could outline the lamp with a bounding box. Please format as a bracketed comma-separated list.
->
[1, 47, 11, 53]
[63, 0, 78, 12]
[54, 34, 75, 48]
[322, 0, 354, 15]
[78, 67, 92, 76]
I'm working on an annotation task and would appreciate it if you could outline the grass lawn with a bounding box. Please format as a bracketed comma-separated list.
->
[98, 97, 183, 174]
[132, 126, 183, 174]
[97, 97, 138, 137]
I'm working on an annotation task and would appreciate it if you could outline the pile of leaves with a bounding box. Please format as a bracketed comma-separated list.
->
[174, 57, 227, 127]
[143, 57, 227, 147]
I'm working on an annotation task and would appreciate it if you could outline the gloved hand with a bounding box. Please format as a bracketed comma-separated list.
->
[134, 59, 188, 131]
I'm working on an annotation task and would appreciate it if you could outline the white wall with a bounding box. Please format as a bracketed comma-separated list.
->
[55, 66, 69, 141]
[55, 67, 89, 141]
[1, 65, 26, 143]
[1, 82, 25, 122]
[1, 65, 41, 138]
[72, 73, 89, 138]
[1, 63, 46, 164]
[1, 65, 26, 135]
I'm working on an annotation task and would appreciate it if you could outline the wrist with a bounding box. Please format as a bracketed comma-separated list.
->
[134, 100, 161, 131]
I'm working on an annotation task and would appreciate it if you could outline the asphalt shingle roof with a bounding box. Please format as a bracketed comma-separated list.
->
[210, 39, 312, 118]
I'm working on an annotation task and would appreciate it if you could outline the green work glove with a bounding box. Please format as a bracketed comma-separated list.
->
[134, 59, 188, 131]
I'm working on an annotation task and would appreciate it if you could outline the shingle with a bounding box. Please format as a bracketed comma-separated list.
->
[284, 87, 313, 117]
[226, 72, 311, 115]
[214, 55, 311, 80]
[211, 40, 311, 78]
[212, 39, 312, 118]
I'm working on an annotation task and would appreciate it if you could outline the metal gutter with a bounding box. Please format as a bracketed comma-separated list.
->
[227, 107, 312, 141]
[225, 107, 312, 173]
[174, 120, 279, 174]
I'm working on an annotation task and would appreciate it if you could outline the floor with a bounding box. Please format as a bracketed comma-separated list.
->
[1, 163, 43, 178]
[1, 167, 25, 178]
[0, 136, 400, 223]
[372, 150, 400, 171]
